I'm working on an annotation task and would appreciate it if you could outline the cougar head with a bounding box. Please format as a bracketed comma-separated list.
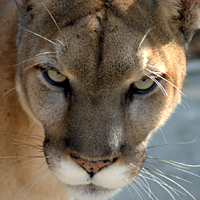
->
[15, 0, 200, 199]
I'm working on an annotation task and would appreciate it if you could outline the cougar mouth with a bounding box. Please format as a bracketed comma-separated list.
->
[50, 153, 146, 200]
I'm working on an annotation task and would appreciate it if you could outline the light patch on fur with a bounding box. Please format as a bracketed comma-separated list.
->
[53, 159, 130, 199]
[93, 165, 129, 189]
[54, 159, 129, 189]
[54, 159, 90, 186]
[112, 0, 136, 12]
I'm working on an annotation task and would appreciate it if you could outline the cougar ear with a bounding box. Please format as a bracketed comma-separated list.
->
[15, 0, 38, 47]
[178, 0, 200, 43]
[15, 0, 34, 12]
[159, 0, 200, 43]
[15, 0, 36, 21]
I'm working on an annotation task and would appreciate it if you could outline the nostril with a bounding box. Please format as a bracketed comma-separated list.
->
[71, 155, 116, 176]
[112, 157, 117, 163]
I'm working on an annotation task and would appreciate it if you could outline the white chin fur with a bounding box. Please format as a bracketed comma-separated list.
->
[53, 159, 131, 199]
[66, 184, 121, 200]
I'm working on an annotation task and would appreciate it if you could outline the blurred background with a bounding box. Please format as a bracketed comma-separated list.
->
[115, 31, 200, 200]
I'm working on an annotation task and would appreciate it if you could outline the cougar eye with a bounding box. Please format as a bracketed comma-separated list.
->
[128, 78, 157, 97]
[133, 78, 155, 91]
[43, 68, 68, 86]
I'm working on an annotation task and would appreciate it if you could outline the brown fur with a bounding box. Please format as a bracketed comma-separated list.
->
[0, 0, 199, 200]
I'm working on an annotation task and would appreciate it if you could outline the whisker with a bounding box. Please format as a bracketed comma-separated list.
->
[180, 100, 191, 111]
[0, 87, 16, 100]
[13, 156, 50, 168]
[10, 141, 43, 150]
[138, 29, 152, 53]
[139, 172, 185, 198]
[144, 165, 196, 200]
[42, 3, 61, 33]
[147, 69, 185, 96]
[140, 170, 179, 193]
[35, 51, 56, 57]
[11, 153, 44, 163]
[19, 167, 51, 200]
[145, 73, 168, 95]
[124, 181, 136, 200]
[37, 66, 51, 78]
[41, 4, 64, 47]
[142, 167, 188, 197]
[20, 27, 57, 46]
[10, 138, 43, 147]
[24, 121, 36, 138]
[22, 171, 53, 200]
[34, 168, 55, 194]
[25, 134, 44, 139]
[125, 177, 143, 200]
[141, 168, 177, 200]
[146, 156, 200, 169]
[135, 176, 158, 200]
[18, 167, 48, 196]
[23, 61, 47, 72]
[147, 138, 197, 149]
[16, 54, 56, 66]
[129, 163, 138, 168]
[158, 127, 168, 144]
[147, 64, 175, 83]
[55, 39, 65, 46]
[0, 150, 43, 160]
[0, 156, 22, 159]
[24, 135, 44, 143]
[145, 162, 193, 184]
[153, 78, 168, 96]
[138, 171, 152, 197]
[17, 163, 48, 169]
[134, 179, 152, 200]
[129, 181, 144, 200]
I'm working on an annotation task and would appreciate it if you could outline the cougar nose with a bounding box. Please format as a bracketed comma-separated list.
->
[72, 155, 114, 177]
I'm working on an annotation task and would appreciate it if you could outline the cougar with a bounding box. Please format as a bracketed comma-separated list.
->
[0, 0, 199, 200]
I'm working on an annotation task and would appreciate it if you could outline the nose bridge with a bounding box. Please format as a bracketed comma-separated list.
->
[68, 95, 123, 157]
[72, 95, 120, 132]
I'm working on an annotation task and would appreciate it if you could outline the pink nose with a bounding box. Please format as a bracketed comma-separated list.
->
[72, 156, 113, 175]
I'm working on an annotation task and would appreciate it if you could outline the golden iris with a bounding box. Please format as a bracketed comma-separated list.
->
[133, 78, 154, 90]
[47, 69, 67, 83]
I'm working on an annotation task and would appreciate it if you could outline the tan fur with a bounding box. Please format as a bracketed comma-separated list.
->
[0, 0, 199, 200]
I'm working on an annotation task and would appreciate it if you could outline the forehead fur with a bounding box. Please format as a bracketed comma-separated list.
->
[16, 0, 199, 87]
[16, 0, 200, 30]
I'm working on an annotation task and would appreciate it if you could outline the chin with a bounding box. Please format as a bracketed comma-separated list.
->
[65, 184, 121, 200]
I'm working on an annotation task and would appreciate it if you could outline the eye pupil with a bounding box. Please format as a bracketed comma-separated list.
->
[42, 68, 68, 86]
[127, 77, 158, 100]
[133, 78, 154, 91]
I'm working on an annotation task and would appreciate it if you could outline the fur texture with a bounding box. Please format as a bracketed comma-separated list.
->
[0, 0, 199, 200]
